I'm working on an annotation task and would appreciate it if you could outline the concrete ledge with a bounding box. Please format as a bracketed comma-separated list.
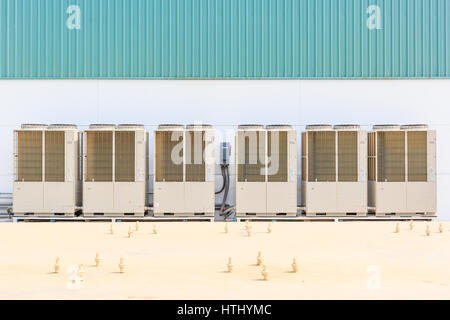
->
[7, 213, 438, 223]
[236, 215, 437, 222]
[11, 215, 215, 223]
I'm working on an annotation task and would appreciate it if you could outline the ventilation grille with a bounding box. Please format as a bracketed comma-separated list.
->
[268, 131, 288, 182]
[301, 132, 306, 181]
[407, 131, 427, 182]
[45, 131, 65, 182]
[237, 130, 265, 182]
[338, 131, 357, 182]
[377, 131, 405, 182]
[77, 132, 81, 182]
[115, 131, 135, 182]
[186, 130, 205, 182]
[86, 131, 113, 182]
[307, 131, 335, 182]
[155, 131, 183, 182]
[17, 131, 42, 182]
[146, 132, 149, 183]
[368, 132, 376, 181]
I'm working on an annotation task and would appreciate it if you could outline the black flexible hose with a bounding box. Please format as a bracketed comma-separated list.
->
[220, 166, 230, 214]
[215, 166, 226, 194]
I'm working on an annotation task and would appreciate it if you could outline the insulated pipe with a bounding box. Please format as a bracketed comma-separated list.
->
[220, 166, 230, 215]
[215, 166, 226, 194]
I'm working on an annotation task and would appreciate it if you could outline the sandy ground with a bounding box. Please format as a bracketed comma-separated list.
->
[0, 221, 449, 300]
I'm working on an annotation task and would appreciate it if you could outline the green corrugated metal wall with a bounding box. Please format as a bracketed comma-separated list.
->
[0, 0, 449, 79]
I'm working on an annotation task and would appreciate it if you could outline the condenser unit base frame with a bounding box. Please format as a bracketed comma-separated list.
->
[303, 212, 367, 217]
[83, 213, 145, 217]
[153, 213, 214, 217]
[12, 212, 76, 217]
[236, 213, 298, 217]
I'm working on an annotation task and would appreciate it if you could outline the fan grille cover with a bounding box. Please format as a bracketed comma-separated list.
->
[45, 131, 65, 182]
[368, 132, 376, 181]
[377, 131, 405, 182]
[307, 131, 336, 182]
[237, 130, 265, 182]
[268, 131, 288, 182]
[17, 131, 43, 182]
[338, 131, 357, 182]
[155, 130, 184, 182]
[115, 131, 135, 182]
[186, 130, 206, 182]
[407, 131, 427, 182]
[86, 131, 113, 182]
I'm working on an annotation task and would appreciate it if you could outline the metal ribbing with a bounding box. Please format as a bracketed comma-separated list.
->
[0, 0, 448, 79]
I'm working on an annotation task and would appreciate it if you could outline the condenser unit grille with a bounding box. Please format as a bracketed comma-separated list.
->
[77, 132, 81, 182]
[301, 132, 306, 181]
[45, 131, 65, 182]
[86, 131, 113, 182]
[377, 131, 405, 182]
[115, 131, 135, 182]
[186, 131, 205, 182]
[146, 132, 149, 182]
[338, 131, 357, 182]
[268, 131, 288, 182]
[155, 131, 183, 182]
[368, 132, 376, 181]
[308, 131, 336, 182]
[407, 131, 427, 182]
[17, 131, 43, 182]
[237, 131, 265, 182]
